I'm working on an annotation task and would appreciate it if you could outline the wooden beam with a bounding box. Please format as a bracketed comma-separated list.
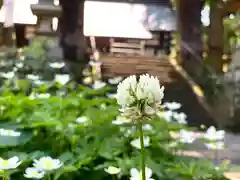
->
[221, 0, 240, 16]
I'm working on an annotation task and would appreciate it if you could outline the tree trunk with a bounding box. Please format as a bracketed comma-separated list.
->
[59, 0, 88, 80]
[208, 0, 224, 74]
[59, 0, 85, 62]
[176, 0, 204, 85]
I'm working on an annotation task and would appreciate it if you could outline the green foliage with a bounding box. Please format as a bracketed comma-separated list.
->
[0, 79, 228, 180]
[0, 38, 230, 180]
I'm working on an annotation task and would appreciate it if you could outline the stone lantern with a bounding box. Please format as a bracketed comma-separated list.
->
[31, 0, 61, 36]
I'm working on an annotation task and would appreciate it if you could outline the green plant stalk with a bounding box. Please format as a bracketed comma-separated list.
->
[112, 175, 115, 180]
[138, 120, 146, 180]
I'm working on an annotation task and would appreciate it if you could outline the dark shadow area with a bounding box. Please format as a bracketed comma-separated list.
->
[163, 66, 217, 128]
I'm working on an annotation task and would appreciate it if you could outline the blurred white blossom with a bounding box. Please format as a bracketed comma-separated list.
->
[0, 71, 15, 79]
[173, 112, 187, 124]
[24, 167, 45, 179]
[178, 130, 196, 144]
[163, 102, 181, 111]
[204, 126, 225, 141]
[92, 81, 106, 89]
[112, 116, 131, 125]
[49, 62, 65, 69]
[130, 167, 154, 180]
[142, 124, 153, 131]
[0, 129, 21, 137]
[0, 156, 21, 170]
[157, 111, 173, 122]
[108, 76, 123, 85]
[55, 74, 70, 85]
[29, 93, 50, 100]
[76, 116, 89, 123]
[33, 156, 62, 171]
[205, 141, 224, 150]
[26, 74, 40, 81]
[104, 166, 121, 175]
[131, 136, 150, 149]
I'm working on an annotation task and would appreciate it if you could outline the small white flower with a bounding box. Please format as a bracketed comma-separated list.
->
[16, 62, 24, 68]
[157, 111, 173, 122]
[33, 80, 46, 86]
[131, 136, 150, 149]
[92, 81, 106, 89]
[0, 71, 15, 79]
[163, 102, 181, 111]
[173, 112, 187, 124]
[204, 126, 225, 141]
[178, 130, 196, 144]
[104, 166, 121, 175]
[55, 74, 70, 85]
[112, 116, 131, 125]
[142, 124, 153, 131]
[130, 167, 154, 180]
[108, 76, 123, 85]
[0, 129, 21, 137]
[107, 93, 117, 99]
[27, 74, 40, 81]
[24, 167, 45, 179]
[33, 156, 62, 171]
[116, 74, 164, 118]
[205, 141, 224, 150]
[0, 156, 22, 170]
[29, 93, 50, 100]
[76, 116, 88, 123]
[49, 62, 65, 69]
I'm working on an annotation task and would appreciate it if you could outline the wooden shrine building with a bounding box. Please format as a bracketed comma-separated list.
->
[83, 0, 176, 56]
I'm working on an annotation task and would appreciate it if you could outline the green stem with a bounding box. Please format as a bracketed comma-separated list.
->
[45, 173, 51, 180]
[112, 175, 116, 180]
[138, 120, 146, 180]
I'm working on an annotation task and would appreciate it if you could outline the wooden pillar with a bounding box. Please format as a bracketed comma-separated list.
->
[176, 0, 204, 84]
[207, 0, 224, 74]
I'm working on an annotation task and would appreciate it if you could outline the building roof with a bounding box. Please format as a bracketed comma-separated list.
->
[84, 0, 176, 38]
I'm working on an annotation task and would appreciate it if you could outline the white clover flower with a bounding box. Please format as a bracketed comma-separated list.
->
[92, 81, 106, 89]
[55, 74, 70, 85]
[26, 74, 40, 81]
[131, 136, 150, 149]
[104, 166, 121, 175]
[0, 129, 21, 137]
[76, 116, 89, 123]
[178, 130, 196, 144]
[204, 126, 225, 141]
[24, 167, 45, 179]
[112, 116, 131, 125]
[108, 76, 123, 85]
[130, 167, 154, 180]
[116, 75, 137, 108]
[49, 62, 65, 69]
[33, 156, 62, 171]
[205, 141, 224, 150]
[163, 102, 181, 111]
[0, 71, 15, 79]
[0, 156, 22, 170]
[116, 74, 164, 119]
[173, 112, 187, 124]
